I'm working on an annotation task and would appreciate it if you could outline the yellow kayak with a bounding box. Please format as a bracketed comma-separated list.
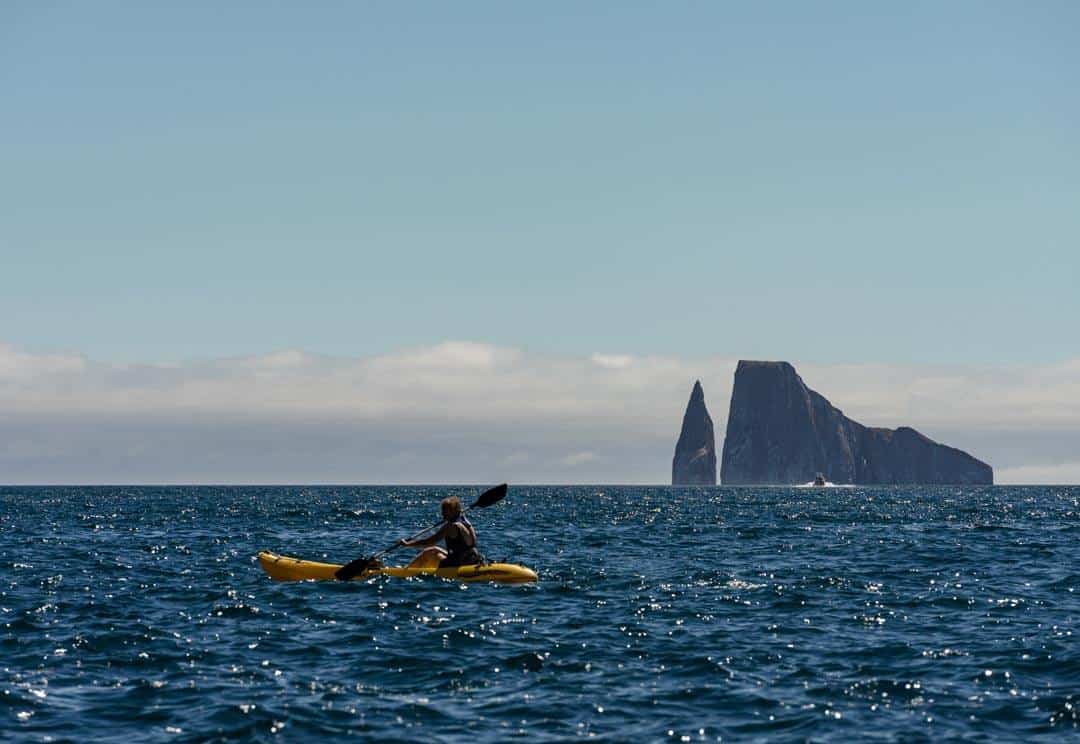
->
[258, 551, 538, 585]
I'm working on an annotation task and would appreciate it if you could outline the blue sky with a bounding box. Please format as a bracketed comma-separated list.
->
[4, 1, 1078, 365]
[2, 3, 1079, 483]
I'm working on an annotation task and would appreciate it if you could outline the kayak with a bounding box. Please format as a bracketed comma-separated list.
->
[258, 551, 538, 585]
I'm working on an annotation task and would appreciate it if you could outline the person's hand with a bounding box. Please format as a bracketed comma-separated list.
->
[398, 538, 409, 547]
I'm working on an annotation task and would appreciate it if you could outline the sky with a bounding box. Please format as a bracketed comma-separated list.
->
[2, 2, 1078, 483]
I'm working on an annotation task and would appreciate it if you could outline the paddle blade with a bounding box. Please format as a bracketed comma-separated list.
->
[334, 556, 373, 581]
[471, 483, 508, 509]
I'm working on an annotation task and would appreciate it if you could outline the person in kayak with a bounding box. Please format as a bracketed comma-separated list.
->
[401, 496, 484, 568]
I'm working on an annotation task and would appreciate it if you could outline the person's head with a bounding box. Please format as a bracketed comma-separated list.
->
[441, 496, 463, 521]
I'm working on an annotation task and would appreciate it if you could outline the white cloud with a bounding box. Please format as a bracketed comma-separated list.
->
[559, 451, 600, 466]
[0, 339, 1078, 483]
[371, 341, 515, 372]
[797, 360, 1080, 428]
[590, 353, 634, 369]
[996, 461, 1080, 485]
[499, 452, 531, 466]
[0, 343, 86, 380]
[240, 349, 312, 370]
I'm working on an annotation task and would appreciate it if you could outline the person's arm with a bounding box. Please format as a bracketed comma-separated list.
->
[401, 523, 447, 549]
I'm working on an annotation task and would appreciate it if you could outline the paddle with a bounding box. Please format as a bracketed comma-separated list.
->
[334, 483, 508, 580]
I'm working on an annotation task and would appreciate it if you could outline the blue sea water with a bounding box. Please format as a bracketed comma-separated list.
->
[1, 486, 1077, 742]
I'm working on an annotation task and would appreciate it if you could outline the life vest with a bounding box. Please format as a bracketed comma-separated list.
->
[441, 515, 482, 567]
[444, 515, 477, 554]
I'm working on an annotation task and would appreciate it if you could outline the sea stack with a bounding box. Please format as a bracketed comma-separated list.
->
[720, 361, 993, 485]
[672, 380, 717, 486]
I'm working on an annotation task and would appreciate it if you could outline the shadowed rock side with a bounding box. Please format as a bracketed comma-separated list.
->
[720, 361, 993, 485]
[672, 380, 717, 485]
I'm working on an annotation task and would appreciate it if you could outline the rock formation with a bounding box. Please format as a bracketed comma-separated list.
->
[720, 361, 993, 485]
[672, 380, 717, 485]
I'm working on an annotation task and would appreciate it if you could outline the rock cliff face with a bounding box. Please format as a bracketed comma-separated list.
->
[672, 380, 717, 486]
[720, 361, 993, 485]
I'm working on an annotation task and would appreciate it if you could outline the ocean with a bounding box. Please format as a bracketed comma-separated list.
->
[1, 485, 1077, 741]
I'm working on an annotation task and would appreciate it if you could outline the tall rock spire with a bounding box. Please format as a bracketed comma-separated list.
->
[672, 380, 717, 485]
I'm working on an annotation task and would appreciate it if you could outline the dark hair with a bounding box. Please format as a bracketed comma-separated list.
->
[440, 496, 462, 518]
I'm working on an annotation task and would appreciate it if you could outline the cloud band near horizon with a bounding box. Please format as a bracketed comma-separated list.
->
[2, 341, 1078, 485]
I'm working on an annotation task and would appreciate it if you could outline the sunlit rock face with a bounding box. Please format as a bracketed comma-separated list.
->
[720, 361, 993, 485]
[672, 380, 717, 486]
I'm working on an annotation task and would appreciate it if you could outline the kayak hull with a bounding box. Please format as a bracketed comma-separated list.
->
[258, 551, 537, 584]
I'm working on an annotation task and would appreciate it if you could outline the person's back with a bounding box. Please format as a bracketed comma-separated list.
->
[441, 514, 480, 567]
[401, 496, 484, 568]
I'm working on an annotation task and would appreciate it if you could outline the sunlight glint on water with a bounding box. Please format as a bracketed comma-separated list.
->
[1, 486, 1077, 740]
